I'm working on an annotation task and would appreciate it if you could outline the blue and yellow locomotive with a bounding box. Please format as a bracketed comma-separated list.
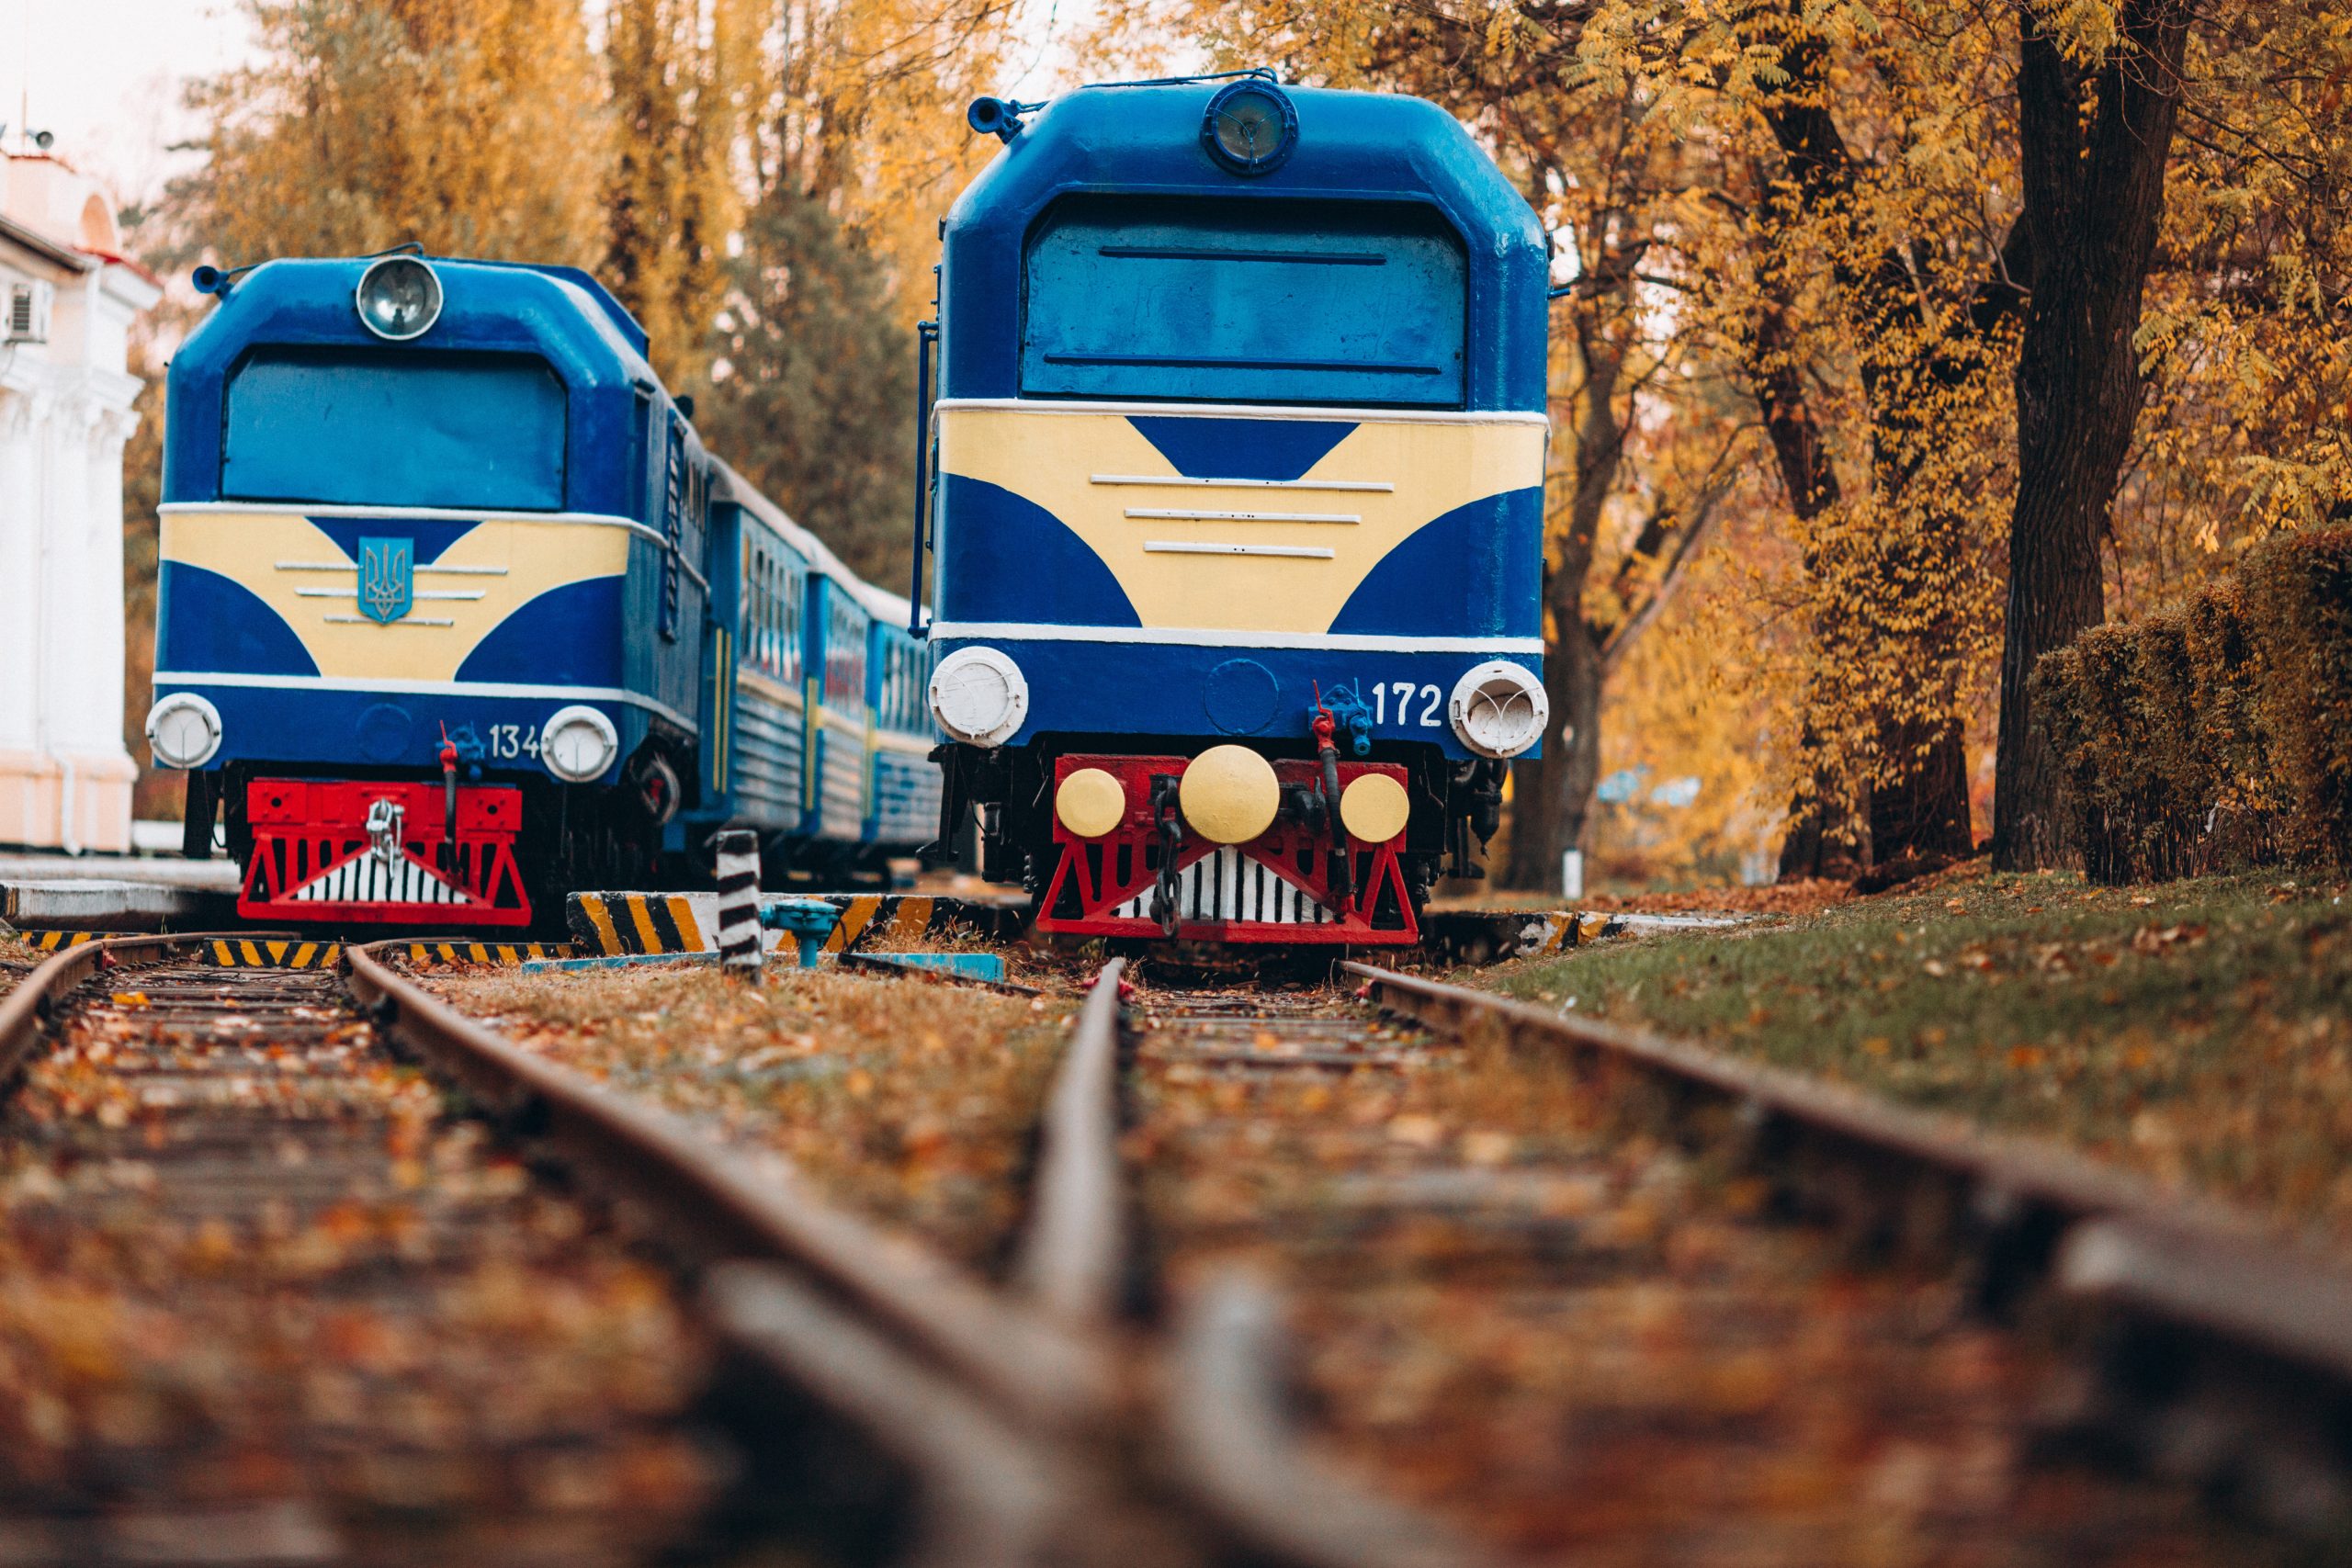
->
[148, 249, 937, 928]
[921, 77, 1551, 944]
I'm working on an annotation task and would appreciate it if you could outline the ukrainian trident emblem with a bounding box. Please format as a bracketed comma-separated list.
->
[358, 536, 414, 625]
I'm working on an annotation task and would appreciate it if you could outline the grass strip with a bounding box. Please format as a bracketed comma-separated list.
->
[1476, 865, 2352, 1244]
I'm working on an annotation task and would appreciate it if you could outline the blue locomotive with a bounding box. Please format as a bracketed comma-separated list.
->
[147, 249, 937, 929]
[920, 76, 1550, 944]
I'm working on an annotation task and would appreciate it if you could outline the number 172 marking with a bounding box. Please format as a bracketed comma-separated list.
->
[1369, 682, 1442, 728]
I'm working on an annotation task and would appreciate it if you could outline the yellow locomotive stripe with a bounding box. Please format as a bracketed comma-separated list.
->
[936, 406, 1546, 637]
[158, 508, 634, 683]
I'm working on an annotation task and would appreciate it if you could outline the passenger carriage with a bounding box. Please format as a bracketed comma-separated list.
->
[921, 77, 1551, 944]
[688, 463, 940, 883]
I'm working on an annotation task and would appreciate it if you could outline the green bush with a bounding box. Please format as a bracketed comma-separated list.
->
[2129, 611, 2205, 878]
[2182, 581, 2279, 863]
[2031, 644, 2098, 880]
[2039, 525, 2351, 883]
[2245, 526, 2352, 867]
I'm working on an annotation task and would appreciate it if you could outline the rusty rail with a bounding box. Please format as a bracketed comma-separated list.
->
[1013, 964, 1509, 1568]
[1016, 959, 1129, 1325]
[1347, 961, 2352, 1532]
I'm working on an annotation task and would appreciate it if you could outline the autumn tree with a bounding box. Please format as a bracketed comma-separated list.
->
[1992, 0, 2198, 870]
[603, 0, 759, 385]
[697, 183, 916, 587]
[175, 0, 609, 266]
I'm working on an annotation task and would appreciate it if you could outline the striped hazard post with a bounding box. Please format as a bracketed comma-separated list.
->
[712, 830, 763, 983]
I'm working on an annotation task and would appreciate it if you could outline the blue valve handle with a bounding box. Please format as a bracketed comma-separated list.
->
[758, 897, 842, 968]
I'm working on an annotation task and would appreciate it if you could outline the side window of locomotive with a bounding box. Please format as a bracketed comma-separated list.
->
[1020, 196, 1469, 407]
[222, 348, 566, 509]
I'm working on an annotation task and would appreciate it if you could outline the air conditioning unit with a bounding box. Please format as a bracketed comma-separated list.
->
[6, 281, 52, 344]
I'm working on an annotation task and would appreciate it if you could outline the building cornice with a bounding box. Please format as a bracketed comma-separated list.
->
[0, 212, 98, 277]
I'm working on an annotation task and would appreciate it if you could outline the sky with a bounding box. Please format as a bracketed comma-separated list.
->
[2, 0, 256, 204]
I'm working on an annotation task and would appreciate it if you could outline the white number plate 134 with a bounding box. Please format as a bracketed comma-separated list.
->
[487, 724, 540, 760]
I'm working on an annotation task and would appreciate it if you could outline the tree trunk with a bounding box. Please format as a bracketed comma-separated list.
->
[1869, 715, 1973, 863]
[1991, 0, 2193, 870]
[1504, 618, 1603, 891]
[1499, 288, 1628, 892]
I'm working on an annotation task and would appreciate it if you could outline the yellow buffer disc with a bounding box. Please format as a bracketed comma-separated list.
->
[1340, 772, 1411, 843]
[1056, 767, 1127, 839]
[1179, 745, 1280, 844]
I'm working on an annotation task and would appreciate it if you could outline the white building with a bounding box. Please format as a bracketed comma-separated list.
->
[0, 149, 161, 853]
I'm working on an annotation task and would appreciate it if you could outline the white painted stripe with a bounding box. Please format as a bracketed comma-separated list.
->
[170, 501, 640, 525]
[1125, 507, 1359, 525]
[1143, 542, 1335, 559]
[1091, 474, 1395, 493]
[296, 588, 488, 600]
[925, 623, 1545, 655]
[153, 671, 699, 734]
[275, 561, 510, 576]
[936, 397, 1547, 428]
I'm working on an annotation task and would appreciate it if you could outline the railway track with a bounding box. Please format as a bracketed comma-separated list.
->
[4, 925, 2346, 1565]
[0, 936, 722, 1566]
[1028, 962, 2352, 1565]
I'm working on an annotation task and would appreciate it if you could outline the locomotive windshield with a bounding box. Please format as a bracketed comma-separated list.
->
[1019, 196, 1469, 407]
[220, 346, 567, 510]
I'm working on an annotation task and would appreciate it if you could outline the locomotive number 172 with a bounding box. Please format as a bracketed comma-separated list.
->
[1361, 681, 1443, 728]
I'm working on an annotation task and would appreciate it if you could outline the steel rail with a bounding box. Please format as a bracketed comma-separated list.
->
[1015, 964, 1509, 1568]
[1346, 961, 2352, 1531]
[1165, 1269, 1496, 1568]
[1016, 958, 1130, 1324]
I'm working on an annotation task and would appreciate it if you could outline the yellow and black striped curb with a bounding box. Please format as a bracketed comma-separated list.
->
[567, 893, 713, 956]
[205, 938, 344, 969]
[399, 941, 578, 966]
[6, 930, 120, 953]
[566, 891, 1031, 958]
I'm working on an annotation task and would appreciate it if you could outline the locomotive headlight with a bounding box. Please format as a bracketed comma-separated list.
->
[1202, 80, 1297, 176]
[145, 693, 222, 770]
[541, 705, 619, 783]
[1448, 661, 1549, 760]
[355, 254, 443, 342]
[930, 648, 1030, 747]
